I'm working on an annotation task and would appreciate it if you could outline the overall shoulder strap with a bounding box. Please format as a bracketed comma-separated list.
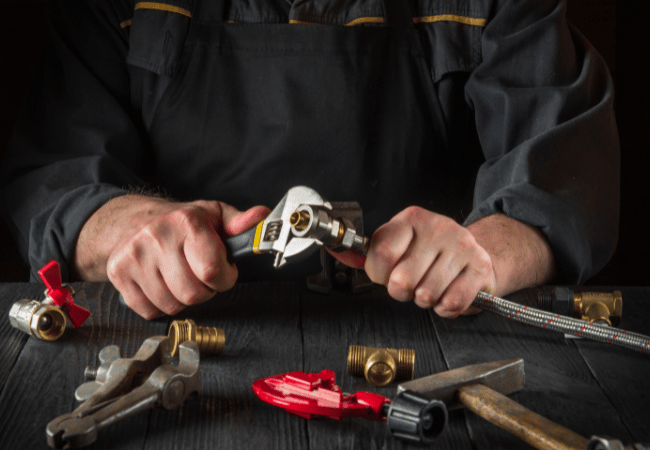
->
[125, 0, 194, 76]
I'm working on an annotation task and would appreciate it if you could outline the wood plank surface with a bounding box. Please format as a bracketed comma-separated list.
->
[430, 287, 649, 449]
[299, 285, 474, 450]
[1, 282, 649, 449]
[0, 282, 168, 450]
[573, 287, 650, 443]
[142, 281, 308, 450]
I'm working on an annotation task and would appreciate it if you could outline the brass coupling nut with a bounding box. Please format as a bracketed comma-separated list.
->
[574, 291, 622, 327]
[168, 319, 225, 357]
[347, 345, 415, 387]
[8, 299, 67, 341]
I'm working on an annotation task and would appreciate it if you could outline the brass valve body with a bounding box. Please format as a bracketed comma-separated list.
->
[347, 345, 415, 387]
[168, 319, 225, 357]
[574, 291, 622, 327]
[8, 299, 67, 341]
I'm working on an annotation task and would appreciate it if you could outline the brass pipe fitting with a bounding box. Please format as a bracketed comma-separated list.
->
[347, 345, 415, 387]
[538, 288, 623, 327]
[8, 299, 67, 341]
[168, 319, 225, 357]
[574, 291, 622, 327]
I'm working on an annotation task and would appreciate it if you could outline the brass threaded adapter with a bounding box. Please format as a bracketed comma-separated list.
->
[574, 291, 623, 327]
[168, 319, 225, 357]
[347, 345, 415, 387]
[8, 299, 67, 341]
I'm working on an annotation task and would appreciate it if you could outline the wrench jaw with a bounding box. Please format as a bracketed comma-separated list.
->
[254, 186, 331, 268]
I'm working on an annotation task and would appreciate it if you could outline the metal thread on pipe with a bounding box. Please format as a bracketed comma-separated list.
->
[168, 319, 225, 357]
[347, 345, 415, 387]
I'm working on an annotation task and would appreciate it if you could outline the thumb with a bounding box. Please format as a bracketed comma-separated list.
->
[220, 203, 271, 237]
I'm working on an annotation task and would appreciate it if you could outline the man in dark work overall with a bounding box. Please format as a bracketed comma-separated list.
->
[0, 0, 619, 319]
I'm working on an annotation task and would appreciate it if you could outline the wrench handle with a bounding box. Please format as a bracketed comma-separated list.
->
[457, 384, 589, 450]
[224, 222, 264, 264]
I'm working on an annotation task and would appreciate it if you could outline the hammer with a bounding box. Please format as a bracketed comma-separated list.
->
[398, 359, 589, 450]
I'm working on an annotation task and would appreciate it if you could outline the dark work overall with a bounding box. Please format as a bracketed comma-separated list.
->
[125, 0, 479, 279]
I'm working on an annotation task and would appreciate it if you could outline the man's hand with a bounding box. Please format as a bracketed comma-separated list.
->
[73, 195, 269, 319]
[333, 207, 556, 318]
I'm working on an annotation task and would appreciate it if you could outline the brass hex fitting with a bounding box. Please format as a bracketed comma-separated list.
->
[574, 291, 622, 327]
[168, 319, 225, 357]
[347, 345, 415, 387]
[8, 299, 67, 341]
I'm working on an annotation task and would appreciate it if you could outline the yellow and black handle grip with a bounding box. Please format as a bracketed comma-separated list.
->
[223, 222, 264, 263]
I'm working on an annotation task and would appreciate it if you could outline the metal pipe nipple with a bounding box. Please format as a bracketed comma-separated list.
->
[168, 319, 225, 357]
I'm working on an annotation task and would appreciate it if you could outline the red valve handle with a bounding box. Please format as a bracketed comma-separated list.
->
[252, 369, 389, 421]
[38, 260, 91, 328]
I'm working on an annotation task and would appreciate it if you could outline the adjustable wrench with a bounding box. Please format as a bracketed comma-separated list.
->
[225, 185, 369, 268]
[46, 336, 199, 449]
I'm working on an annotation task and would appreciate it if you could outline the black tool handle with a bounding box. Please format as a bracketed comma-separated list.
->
[385, 389, 448, 444]
[224, 226, 259, 264]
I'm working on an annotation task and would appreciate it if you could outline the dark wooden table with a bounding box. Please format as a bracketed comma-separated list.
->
[1, 281, 649, 449]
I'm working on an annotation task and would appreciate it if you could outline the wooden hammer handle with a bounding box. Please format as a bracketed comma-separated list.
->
[457, 384, 589, 450]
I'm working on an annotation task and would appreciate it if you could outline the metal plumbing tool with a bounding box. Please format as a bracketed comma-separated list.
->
[398, 359, 588, 450]
[398, 359, 650, 450]
[347, 345, 415, 387]
[46, 336, 199, 449]
[253, 369, 448, 444]
[224, 186, 369, 267]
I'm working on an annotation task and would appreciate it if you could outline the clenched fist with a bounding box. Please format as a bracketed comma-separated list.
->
[74, 195, 269, 319]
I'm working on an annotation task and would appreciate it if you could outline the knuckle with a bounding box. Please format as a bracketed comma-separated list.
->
[196, 261, 222, 284]
[387, 271, 414, 301]
[415, 288, 435, 308]
[180, 287, 210, 306]
[371, 240, 401, 266]
[457, 230, 477, 250]
[398, 206, 428, 225]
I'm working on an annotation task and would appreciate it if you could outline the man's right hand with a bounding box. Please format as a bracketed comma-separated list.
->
[73, 195, 269, 319]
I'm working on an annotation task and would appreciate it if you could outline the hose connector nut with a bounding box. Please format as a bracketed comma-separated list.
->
[168, 319, 225, 357]
[8, 299, 67, 341]
[347, 345, 415, 387]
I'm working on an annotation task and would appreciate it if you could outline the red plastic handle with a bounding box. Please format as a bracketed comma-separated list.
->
[252, 369, 389, 421]
[38, 261, 91, 328]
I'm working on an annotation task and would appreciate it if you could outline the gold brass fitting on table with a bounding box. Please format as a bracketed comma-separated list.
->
[574, 291, 622, 327]
[8, 299, 67, 341]
[168, 319, 225, 357]
[347, 345, 415, 387]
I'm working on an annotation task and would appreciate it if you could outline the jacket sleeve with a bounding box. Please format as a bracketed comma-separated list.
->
[0, 0, 146, 281]
[463, 0, 620, 284]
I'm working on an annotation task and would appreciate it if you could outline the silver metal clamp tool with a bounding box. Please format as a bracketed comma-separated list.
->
[225, 185, 370, 268]
[46, 336, 200, 449]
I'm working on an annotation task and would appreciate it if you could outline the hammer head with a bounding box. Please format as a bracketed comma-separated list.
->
[397, 359, 524, 410]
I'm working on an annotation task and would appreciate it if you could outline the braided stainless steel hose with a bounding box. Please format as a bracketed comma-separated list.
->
[473, 291, 650, 356]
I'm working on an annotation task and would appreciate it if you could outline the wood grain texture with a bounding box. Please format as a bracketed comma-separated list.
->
[299, 285, 474, 450]
[1, 282, 649, 449]
[429, 287, 645, 449]
[0, 283, 40, 388]
[574, 287, 650, 443]
[142, 281, 308, 450]
[0, 282, 167, 450]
